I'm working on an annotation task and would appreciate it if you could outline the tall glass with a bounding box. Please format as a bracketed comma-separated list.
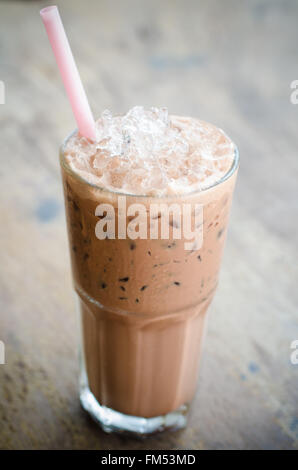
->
[60, 129, 239, 435]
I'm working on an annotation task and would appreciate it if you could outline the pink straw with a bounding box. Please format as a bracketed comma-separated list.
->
[40, 6, 96, 141]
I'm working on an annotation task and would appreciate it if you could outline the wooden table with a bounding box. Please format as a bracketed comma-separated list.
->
[0, 0, 297, 450]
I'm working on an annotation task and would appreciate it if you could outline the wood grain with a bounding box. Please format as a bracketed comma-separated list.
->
[0, 0, 297, 449]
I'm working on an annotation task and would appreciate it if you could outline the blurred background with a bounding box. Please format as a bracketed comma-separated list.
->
[0, 0, 297, 450]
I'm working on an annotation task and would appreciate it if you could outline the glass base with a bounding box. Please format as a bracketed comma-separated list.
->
[80, 377, 188, 436]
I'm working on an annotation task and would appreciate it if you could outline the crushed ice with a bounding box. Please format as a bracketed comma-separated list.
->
[65, 106, 235, 195]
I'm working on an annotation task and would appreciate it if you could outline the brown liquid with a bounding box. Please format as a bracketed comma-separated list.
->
[60, 155, 237, 418]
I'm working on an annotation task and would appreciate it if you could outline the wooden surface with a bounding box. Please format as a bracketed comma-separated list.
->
[0, 0, 298, 450]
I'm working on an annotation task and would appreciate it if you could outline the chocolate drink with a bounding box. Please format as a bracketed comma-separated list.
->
[60, 107, 238, 434]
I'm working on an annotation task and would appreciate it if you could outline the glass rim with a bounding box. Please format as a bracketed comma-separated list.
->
[60, 127, 239, 199]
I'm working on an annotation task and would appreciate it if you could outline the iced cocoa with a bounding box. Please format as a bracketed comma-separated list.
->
[60, 107, 238, 429]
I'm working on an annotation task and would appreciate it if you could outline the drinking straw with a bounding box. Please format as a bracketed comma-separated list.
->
[40, 6, 96, 141]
